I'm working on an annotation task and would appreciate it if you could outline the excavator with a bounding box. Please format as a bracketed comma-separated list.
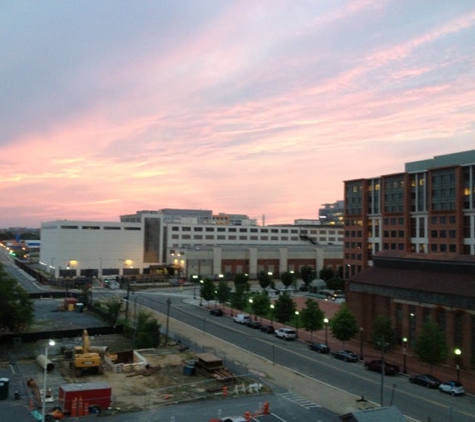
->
[70, 329, 104, 377]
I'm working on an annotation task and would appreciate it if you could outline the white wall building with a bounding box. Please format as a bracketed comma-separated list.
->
[40, 209, 343, 279]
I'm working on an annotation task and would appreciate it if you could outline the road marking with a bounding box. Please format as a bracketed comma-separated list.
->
[279, 391, 322, 409]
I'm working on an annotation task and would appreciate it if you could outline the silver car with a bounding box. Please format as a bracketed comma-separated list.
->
[438, 381, 465, 396]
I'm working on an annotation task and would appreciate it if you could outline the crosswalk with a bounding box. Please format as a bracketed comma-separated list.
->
[279, 391, 322, 409]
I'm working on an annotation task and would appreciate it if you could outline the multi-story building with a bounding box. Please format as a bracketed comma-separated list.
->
[40, 209, 343, 280]
[319, 201, 344, 226]
[344, 149, 475, 278]
[344, 149, 475, 368]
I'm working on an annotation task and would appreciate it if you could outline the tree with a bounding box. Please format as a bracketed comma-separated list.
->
[102, 298, 123, 325]
[257, 271, 272, 290]
[329, 304, 359, 347]
[250, 292, 271, 321]
[280, 271, 295, 289]
[200, 278, 215, 305]
[231, 281, 248, 311]
[234, 273, 250, 292]
[216, 279, 231, 308]
[371, 316, 397, 354]
[415, 321, 448, 373]
[300, 266, 314, 287]
[319, 266, 334, 281]
[0, 265, 34, 333]
[273, 293, 296, 325]
[300, 298, 324, 341]
[133, 310, 161, 349]
[326, 277, 344, 291]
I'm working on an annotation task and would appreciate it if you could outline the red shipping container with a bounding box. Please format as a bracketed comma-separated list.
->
[59, 382, 111, 414]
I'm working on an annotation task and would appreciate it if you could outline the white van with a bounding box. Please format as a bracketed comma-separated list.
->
[233, 314, 251, 324]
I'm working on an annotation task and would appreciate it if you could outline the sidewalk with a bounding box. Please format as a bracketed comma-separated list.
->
[281, 296, 475, 396]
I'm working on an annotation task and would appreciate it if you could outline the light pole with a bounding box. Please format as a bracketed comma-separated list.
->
[295, 311, 299, 338]
[199, 279, 203, 306]
[359, 327, 364, 360]
[165, 298, 171, 347]
[249, 298, 253, 320]
[402, 337, 408, 374]
[270, 304, 274, 325]
[192, 275, 198, 299]
[324, 318, 329, 345]
[377, 337, 389, 407]
[455, 348, 462, 383]
[42, 339, 55, 422]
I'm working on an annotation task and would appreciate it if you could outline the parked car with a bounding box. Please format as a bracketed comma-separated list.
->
[332, 350, 358, 362]
[246, 320, 262, 329]
[308, 343, 330, 354]
[409, 374, 441, 388]
[438, 380, 465, 396]
[220, 417, 247, 422]
[364, 359, 400, 375]
[209, 308, 224, 316]
[260, 324, 275, 334]
[233, 314, 251, 324]
[275, 328, 297, 340]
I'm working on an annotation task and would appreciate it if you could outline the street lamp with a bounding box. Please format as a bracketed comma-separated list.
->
[42, 339, 55, 422]
[270, 304, 274, 325]
[324, 318, 329, 345]
[359, 327, 364, 360]
[249, 298, 254, 320]
[199, 279, 204, 306]
[402, 337, 408, 374]
[454, 348, 462, 383]
[295, 311, 299, 338]
[165, 298, 171, 347]
[192, 275, 198, 299]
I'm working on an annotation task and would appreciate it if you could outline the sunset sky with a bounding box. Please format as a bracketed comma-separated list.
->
[2, 1, 474, 228]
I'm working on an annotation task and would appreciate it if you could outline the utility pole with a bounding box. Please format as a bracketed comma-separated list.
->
[165, 298, 171, 346]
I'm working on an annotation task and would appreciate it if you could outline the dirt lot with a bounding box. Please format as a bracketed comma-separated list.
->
[56, 345, 251, 414]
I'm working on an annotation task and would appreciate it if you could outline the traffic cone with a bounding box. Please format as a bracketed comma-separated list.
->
[71, 397, 77, 417]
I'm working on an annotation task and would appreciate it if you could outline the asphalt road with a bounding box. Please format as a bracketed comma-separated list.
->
[3, 254, 475, 422]
[118, 289, 475, 422]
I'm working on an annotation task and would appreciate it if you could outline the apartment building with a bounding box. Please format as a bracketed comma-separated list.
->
[344, 150, 475, 368]
[344, 149, 475, 277]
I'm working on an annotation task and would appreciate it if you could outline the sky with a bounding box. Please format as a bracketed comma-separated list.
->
[1, 1, 475, 228]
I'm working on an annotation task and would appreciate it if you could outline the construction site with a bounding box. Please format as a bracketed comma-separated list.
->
[3, 297, 270, 420]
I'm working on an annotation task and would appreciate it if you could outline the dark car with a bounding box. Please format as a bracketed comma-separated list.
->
[409, 374, 441, 388]
[246, 320, 262, 329]
[309, 343, 330, 354]
[260, 324, 275, 334]
[209, 308, 224, 316]
[364, 359, 400, 375]
[332, 349, 358, 362]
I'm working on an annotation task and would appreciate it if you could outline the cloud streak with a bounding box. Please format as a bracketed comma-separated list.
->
[1, 1, 474, 226]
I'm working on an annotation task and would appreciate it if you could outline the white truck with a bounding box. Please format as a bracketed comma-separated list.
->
[233, 314, 251, 324]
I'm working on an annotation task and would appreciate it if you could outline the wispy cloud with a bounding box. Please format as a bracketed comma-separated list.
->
[0, 1, 474, 226]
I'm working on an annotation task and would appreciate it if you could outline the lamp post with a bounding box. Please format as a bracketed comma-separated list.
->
[42, 339, 55, 422]
[192, 275, 198, 299]
[324, 318, 329, 345]
[270, 304, 274, 325]
[165, 298, 171, 347]
[199, 279, 203, 306]
[359, 327, 364, 360]
[402, 337, 408, 374]
[455, 348, 462, 383]
[295, 311, 299, 338]
[249, 298, 253, 320]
